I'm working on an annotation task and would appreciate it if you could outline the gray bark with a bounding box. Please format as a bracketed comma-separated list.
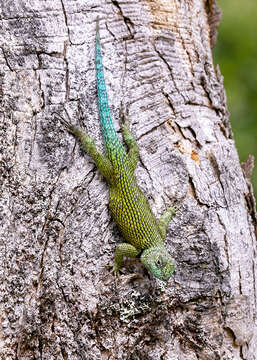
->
[0, 0, 256, 359]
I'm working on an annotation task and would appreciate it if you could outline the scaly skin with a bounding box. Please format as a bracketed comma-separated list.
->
[57, 18, 176, 282]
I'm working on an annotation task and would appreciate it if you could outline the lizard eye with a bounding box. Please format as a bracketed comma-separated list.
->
[155, 258, 162, 268]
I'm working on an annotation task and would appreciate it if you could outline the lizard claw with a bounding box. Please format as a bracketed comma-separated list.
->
[120, 103, 130, 127]
[105, 263, 124, 278]
[168, 202, 182, 216]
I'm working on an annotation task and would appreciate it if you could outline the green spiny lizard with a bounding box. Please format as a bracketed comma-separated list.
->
[55, 18, 176, 282]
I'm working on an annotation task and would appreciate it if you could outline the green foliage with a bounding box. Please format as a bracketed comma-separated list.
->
[213, 0, 257, 196]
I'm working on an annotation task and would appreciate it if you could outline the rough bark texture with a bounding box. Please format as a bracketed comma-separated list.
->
[0, 0, 256, 359]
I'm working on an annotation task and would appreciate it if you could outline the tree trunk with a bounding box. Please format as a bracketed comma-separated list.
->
[0, 1, 256, 359]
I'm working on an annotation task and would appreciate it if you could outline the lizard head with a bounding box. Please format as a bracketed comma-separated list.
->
[141, 247, 175, 282]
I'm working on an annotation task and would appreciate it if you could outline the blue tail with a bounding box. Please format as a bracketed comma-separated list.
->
[95, 18, 125, 160]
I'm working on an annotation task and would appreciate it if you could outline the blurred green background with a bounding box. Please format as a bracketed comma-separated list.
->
[213, 0, 257, 198]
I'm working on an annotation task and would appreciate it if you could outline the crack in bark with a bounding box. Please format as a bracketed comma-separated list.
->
[200, 73, 215, 109]
[240, 345, 247, 360]
[106, 22, 117, 41]
[208, 152, 229, 208]
[177, 23, 194, 75]
[55, 222, 65, 266]
[60, 344, 68, 360]
[216, 213, 230, 269]
[162, 89, 175, 115]
[64, 170, 96, 221]
[137, 118, 168, 141]
[110, 0, 134, 39]
[238, 265, 242, 295]
[0, 71, 3, 104]
[188, 175, 207, 206]
[138, 155, 153, 185]
[36, 70, 45, 109]
[175, 121, 202, 148]
[42, 171, 63, 231]
[1, 47, 14, 72]
[37, 171, 65, 286]
[63, 41, 70, 102]
[38, 235, 50, 290]
[28, 111, 38, 169]
[152, 41, 187, 104]
[12, 114, 18, 168]
[173, 324, 204, 350]
[60, 0, 71, 42]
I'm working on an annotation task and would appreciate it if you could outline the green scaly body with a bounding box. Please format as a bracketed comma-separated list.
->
[56, 18, 176, 282]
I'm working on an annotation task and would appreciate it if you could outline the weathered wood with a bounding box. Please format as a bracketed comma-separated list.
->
[0, 0, 256, 359]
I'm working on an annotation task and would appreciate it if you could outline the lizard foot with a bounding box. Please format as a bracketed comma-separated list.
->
[168, 202, 182, 216]
[105, 263, 124, 279]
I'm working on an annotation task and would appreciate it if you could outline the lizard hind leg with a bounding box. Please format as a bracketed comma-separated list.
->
[113, 243, 141, 275]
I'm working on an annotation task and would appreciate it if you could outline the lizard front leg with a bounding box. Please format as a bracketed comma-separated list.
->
[113, 243, 141, 274]
[158, 206, 177, 240]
